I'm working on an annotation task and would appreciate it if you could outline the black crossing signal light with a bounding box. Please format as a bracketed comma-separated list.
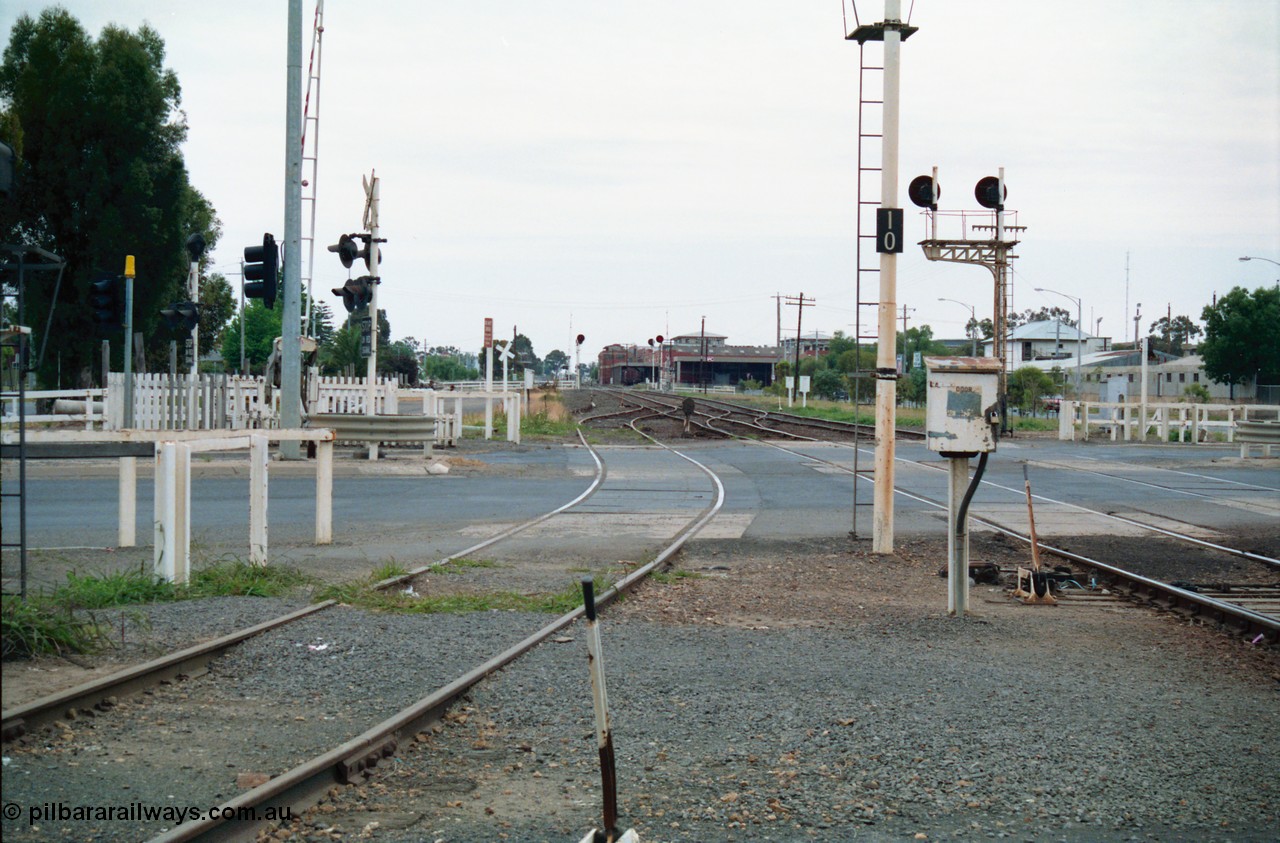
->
[974, 176, 1006, 211]
[908, 174, 940, 210]
[89, 270, 124, 331]
[160, 301, 201, 332]
[185, 232, 207, 263]
[328, 233, 360, 269]
[331, 275, 376, 313]
[243, 233, 279, 309]
[576, 333, 585, 346]
[328, 233, 381, 269]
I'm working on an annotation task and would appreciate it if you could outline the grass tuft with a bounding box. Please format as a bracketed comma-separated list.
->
[2, 560, 316, 659]
[2, 596, 108, 660]
[322, 576, 588, 616]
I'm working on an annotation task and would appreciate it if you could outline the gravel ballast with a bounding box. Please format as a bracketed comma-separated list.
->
[281, 539, 1280, 843]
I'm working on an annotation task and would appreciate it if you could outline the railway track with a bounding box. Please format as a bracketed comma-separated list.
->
[2, 429, 725, 842]
[580, 388, 1280, 640]
[587, 386, 926, 442]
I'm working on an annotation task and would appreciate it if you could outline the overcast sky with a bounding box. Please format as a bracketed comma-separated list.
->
[5, 1, 1278, 360]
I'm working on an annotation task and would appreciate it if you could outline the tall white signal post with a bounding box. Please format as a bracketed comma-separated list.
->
[363, 171, 381, 418]
[848, 1, 915, 554]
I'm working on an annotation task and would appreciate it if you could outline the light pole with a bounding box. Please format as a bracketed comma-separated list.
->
[938, 297, 976, 356]
[1239, 256, 1280, 289]
[1034, 286, 1083, 396]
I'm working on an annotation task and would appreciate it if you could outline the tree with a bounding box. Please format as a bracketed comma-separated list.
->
[1199, 286, 1280, 385]
[422, 354, 478, 382]
[1007, 307, 1073, 329]
[219, 301, 280, 374]
[1007, 366, 1056, 412]
[811, 368, 844, 399]
[320, 323, 362, 377]
[543, 349, 569, 377]
[1, 9, 217, 385]
[198, 272, 235, 354]
[1148, 314, 1202, 355]
[378, 340, 419, 385]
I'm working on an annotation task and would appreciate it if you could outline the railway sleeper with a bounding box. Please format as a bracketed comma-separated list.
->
[339, 735, 398, 784]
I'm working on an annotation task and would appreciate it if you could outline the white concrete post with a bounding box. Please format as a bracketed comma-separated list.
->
[174, 443, 191, 585]
[947, 457, 970, 616]
[153, 442, 190, 584]
[484, 346, 494, 440]
[1139, 336, 1149, 440]
[154, 443, 175, 580]
[118, 456, 136, 548]
[506, 396, 521, 444]
[250, 435, 269, 565]
[316, 439, 332, 544]
[454, 395, 464, 443]
[873, 0, 904, 555]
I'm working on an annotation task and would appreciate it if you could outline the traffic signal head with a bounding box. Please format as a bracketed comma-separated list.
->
[89, 270, 123, 331]
[656, 335, 664, 344]
[576, 333, 585, 346]
[243, 233, 279, 309]
[331, 276, 376, 313]
[908, 174, 940, 210]
[974, 176, 1006, 211]
[160, 301, 201, 332]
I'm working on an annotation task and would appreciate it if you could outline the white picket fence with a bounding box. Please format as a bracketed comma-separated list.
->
[1061, 400, 1280, 443]
[0, 388, 106, 428]
[309, 375, 399, 415]
[102, 372, 400, 431]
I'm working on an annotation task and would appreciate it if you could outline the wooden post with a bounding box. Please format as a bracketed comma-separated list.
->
[581, 578, 618, 838]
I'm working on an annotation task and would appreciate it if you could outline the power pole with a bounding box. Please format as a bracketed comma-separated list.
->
[784, 294, 815, 402]
[773, 292, 783, 348]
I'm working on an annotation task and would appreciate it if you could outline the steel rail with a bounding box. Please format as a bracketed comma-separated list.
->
[145, 428, 726, 842]
[1, 432, 607, 745]
[750, 437, 1279, 639]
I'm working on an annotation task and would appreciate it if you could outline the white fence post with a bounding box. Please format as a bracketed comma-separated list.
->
[250, 435, 268, 565]
[316, 439, 332, 544]
[153, 442, 190, 585]
[118, 456, 136, 548]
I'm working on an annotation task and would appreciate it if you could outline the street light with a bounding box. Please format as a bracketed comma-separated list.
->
[1034, 287, 1083, 397]
[938, 297, 977, 356]
[1239, 256, 1280, 289]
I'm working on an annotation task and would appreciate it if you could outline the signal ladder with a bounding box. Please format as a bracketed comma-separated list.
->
[300, 0, 326, 337]
[845, 12, 916, 539]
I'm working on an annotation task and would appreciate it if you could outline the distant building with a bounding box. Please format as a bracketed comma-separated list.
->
[1020, 348, 1259, 403]
[779, 332, 832, 359]
[981, 319, 1109, 368]
[597, 330, 779, 387]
